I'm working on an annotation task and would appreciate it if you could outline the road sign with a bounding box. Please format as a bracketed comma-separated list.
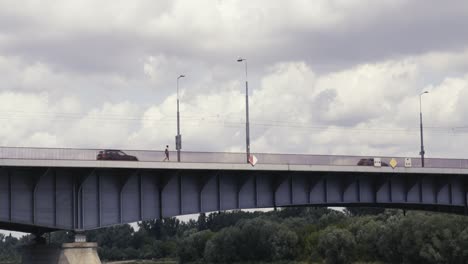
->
[390, 158, 398, 168]
[249, 155, 258, 166]
[405, 158, 412, 168]
[374, 158, 382, 167]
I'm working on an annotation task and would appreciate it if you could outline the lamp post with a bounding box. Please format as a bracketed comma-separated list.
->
[419, 91, 429, 167]
[237, 57, 250, 163]
[176, 74, 185, 162]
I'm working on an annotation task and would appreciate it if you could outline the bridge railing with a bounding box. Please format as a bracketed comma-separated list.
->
[0, 146, 467, 169]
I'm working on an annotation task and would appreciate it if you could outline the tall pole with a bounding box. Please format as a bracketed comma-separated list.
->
[419, 91, 428, 167]
[237, 58, 250, 163]
[176, 75, 185, 162]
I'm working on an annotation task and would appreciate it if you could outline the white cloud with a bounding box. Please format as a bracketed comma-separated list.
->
[2, 49, 468, 159]
[0, 1, 467, 160]
[245, 56, 468, 157]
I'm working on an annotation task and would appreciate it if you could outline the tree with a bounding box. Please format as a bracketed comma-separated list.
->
[454, 227, 468, 261]
[303, 227, 321, 262]
[50, 230, 74, 245]
[348, 216, 384, 261]
[198, 213, 208, 231]
[0, 234, 20, 262]
[205, 210, 261, 231]
[318, 227, 356, 264]
[204, 226, 241, 263]
[178, 230, 214, 263]
[270, 224, 299, 260]
[345, 207, 385, 216]
[318, 210, 347, 229]
[376, 214, 404, 263]
[203, 218, 299, 263]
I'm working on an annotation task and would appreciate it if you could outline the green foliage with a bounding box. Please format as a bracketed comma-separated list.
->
[0, 234, 21, 262]
[204, 226, 242, 263]
[204, 218, 298, 263]
[160, 239, 178, 258]
[197, 213, 208, 231]
[49, 230, 74, 245]
[3, 207, 468, 263]
[138, 218, 185, 240]
[317, 210, 347, 229]
[178, 229, 214, 263]
[318, 226, 356, 264]
[86, 224, 137, 260]
[205, 210, 262, 232]
[454, 227, 468, 260]
[348, 216, 384, 261]
[303, 228, 321, 262]
[345, 207, 385, 216]
[270, 223, 299, 260]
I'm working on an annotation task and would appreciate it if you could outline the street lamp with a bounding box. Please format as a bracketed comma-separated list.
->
[419, 91, 429, 167]
[176, 74, 185, 162]
[237, 57, 250, 163]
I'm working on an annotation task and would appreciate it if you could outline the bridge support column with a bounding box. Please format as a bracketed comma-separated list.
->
[57, 241, 101, 264]
[21, 233, 101, 264]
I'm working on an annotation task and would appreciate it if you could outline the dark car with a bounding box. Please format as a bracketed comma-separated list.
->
[357, 158, 388, 166]
[96, 150, 138, 161]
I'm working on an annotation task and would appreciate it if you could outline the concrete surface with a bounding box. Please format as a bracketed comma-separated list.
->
[2, 158, 467, 174]
[21, 242, 101, 264]
[58, 242, 101, 264]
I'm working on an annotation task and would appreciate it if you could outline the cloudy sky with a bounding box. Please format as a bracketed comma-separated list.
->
[1, 0, 468, 159]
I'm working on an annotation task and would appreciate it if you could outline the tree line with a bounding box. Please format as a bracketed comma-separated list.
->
[1, 207, 468, 263]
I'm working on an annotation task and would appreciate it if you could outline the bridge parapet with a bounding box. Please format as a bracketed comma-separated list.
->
[1, 146, 468, 169]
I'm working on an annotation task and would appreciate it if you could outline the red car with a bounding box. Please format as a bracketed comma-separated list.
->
[96, 150, 138, 161]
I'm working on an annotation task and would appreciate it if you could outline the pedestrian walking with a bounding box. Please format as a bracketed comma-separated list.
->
[163, 145, 170, 161]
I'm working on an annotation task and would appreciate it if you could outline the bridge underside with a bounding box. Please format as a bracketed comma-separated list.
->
[0, 166, 467, 232]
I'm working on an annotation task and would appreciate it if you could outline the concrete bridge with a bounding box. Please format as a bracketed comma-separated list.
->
[1, 146, 468, 235]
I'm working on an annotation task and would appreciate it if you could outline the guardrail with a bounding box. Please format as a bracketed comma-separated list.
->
[0, 146, 467, 169]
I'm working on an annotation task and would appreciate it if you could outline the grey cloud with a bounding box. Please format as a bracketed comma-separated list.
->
[0, 1, 468, 159]
[280, 4, 468, 72]
[3, 32, 147, 75]
[313, 89, 336, 119]
[1, 1, 467, 77]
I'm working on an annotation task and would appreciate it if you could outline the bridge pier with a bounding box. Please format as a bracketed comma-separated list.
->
[57, 241, 101, 264]
[21, 233, 101, 264]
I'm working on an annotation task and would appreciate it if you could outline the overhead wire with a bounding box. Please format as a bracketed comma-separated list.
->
[0, 110, 467, 135]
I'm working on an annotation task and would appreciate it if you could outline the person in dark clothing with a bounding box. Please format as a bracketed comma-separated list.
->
[163, 145, 169, 161]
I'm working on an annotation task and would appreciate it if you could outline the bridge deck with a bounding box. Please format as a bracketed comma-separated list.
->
[1, 158, 468, 175]
[1, 147, 468, 233]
